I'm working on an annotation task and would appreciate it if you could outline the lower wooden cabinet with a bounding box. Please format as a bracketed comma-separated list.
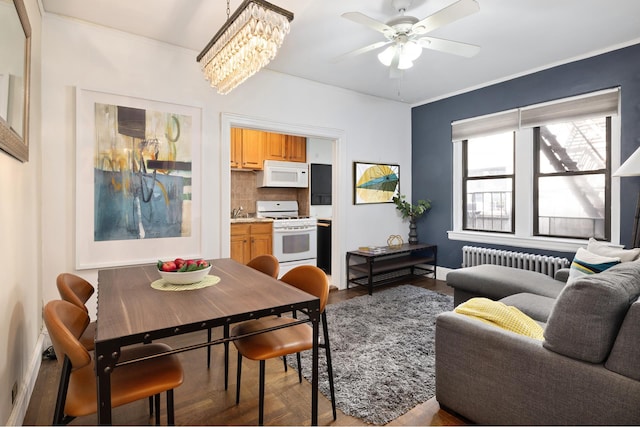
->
[230, 222, 273, 264]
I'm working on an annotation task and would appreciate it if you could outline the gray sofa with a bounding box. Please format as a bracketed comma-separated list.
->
[436, 261, 640, 425]
[446, 264, 569, 321]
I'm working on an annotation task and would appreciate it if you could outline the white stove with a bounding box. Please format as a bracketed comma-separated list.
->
[256, 201, 317, 275]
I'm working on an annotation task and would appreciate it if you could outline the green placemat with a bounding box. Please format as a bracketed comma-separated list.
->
[150, 275, 221, 291]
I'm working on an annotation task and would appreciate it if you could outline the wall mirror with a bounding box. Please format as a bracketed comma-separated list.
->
[0, 0, 31, 162]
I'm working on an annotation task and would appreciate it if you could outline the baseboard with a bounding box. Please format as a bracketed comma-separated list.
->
[437, 266, 453, 281]
[6, 331, 45, 426]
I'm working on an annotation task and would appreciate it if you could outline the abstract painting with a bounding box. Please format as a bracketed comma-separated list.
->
[353, 162, 399, 204]
[76, 89, 202, 269]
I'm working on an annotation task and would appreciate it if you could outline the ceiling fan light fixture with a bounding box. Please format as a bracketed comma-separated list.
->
[397, 58, 414, 70]
[196, 0, 293, 95]
[378, 43, 420, 69]
[403, 40, 422, 61]
[377, 45, 397, 66]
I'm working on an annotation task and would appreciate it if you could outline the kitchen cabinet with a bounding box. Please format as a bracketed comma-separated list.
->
[231, 128, 266, 170]
[230, 128, 243, 169]
[232, 128, 306, 168]
[286, 135, 306, 162]
[230, 222, 273, 264]
[265, 132, 286, 160]
[264, 132, 306, 162]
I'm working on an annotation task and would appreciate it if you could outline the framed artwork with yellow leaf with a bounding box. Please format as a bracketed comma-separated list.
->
[353, 162, 400, 205]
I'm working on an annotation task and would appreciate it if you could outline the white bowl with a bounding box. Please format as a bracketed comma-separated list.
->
[158, 265, 212, 285]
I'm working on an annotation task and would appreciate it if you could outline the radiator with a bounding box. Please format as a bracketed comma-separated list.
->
[461, 245, 570, 278]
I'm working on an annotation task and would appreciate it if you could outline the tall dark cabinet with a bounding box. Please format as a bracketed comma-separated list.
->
[317, 219, 331, 274]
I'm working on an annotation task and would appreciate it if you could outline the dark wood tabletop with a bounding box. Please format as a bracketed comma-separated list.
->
[96, 258, 317, 343]
[95, 258, 321, 424]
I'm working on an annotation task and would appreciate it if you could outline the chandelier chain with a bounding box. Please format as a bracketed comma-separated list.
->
[226, 0, 230, 20]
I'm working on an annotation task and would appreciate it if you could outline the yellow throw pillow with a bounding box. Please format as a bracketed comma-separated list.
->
[454, 297, 544, 340]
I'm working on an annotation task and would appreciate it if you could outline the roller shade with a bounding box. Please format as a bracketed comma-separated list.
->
[451, 87, 620, 142]
[451, 109, 519, 142]
[520, 88, 619, 128]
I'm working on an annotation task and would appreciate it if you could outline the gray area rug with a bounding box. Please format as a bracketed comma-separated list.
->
[293, 284, 453, 425]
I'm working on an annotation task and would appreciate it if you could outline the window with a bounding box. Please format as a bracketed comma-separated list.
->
[463, 132, 514, 232]
[449, 88, 620, 252]
[534, 117, 610, 240]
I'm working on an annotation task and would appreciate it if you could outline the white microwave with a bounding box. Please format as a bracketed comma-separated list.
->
[257, 160, 309, 188]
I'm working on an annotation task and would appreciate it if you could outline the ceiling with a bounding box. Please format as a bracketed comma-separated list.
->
[41, 0, 640, 105]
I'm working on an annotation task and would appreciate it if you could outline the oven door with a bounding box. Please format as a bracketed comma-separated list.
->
[273, 226, 317, 263]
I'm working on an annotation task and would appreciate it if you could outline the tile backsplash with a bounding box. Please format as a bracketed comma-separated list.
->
[230, 170, 309, 217]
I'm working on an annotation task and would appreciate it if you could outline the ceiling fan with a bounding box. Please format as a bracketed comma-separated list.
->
[338, 0, 481, 78]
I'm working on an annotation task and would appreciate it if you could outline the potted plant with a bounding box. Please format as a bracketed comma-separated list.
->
[392, 194, 432, 244]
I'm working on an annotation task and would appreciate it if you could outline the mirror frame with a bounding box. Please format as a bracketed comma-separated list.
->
[0, 0, 30, 162]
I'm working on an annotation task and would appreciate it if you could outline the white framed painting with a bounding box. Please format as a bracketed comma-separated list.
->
[75, 88, 202, 269]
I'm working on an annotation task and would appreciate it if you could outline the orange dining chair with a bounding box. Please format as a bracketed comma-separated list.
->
[56, 273, 96, 351]
[232, 265, 336, 425]
[208, 255, 280, 390]
[44, 299, 184, 425]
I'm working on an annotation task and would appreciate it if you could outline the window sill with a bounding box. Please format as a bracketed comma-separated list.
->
[447, 230, 587, 253]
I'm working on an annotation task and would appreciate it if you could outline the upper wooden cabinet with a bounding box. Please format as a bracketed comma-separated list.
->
[263, 132, 306, 162]
[230, 128, 243, 169]
[231, 128, 266, 170]
[286, 135, 307, 163]
[231, 128, 306, 169]
[265, 132, 286, 160]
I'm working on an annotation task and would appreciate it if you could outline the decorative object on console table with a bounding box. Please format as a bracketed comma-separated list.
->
[393, 194, 432, 244]
[613, 146, 640, 248]
[387, 234, 403, 249]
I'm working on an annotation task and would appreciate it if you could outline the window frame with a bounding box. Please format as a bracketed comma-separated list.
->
[462, 133, 516, 234]
[448, 89, 621, 253]
[532, 118, 612, 240]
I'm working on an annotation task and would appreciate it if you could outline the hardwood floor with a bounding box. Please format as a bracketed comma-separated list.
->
[23, 276, 467, 426]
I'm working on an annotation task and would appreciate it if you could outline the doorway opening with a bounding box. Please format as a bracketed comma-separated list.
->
[221, 113, 346, 288]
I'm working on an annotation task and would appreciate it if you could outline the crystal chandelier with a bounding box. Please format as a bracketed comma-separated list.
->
[197, 0, 294, 95]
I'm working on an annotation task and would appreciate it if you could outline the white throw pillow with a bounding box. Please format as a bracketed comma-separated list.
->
[567, 247, 621, 285]
[587, 237, 640, 262]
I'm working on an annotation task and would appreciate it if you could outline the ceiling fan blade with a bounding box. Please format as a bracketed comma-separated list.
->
[342, 11, 395, 35]
[417, 36, 480, 57]
[332, 41, 391, 63]
[412, 0, 480, 35]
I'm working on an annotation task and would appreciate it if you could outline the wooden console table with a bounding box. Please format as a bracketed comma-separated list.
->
[346, 243, 437, 295]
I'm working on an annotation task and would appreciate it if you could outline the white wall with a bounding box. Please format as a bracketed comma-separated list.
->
[39, 14, 411, 320]
[1, 0, 41, 424]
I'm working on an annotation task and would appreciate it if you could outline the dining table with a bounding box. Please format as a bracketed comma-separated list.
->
[94, 258, 321, 425]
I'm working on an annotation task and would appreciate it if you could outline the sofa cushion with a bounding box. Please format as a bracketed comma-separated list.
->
[544, 262, 640, 363]
[446, 264, 566, 301]
[566, 247, 620, 285]
[454, 297, 544, 340]
[605, 298, 640, 381]
[587, 237, 640, 262]
[499, 293, 556, 323]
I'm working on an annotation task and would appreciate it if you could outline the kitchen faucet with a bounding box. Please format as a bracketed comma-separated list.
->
[231, 206, 244, 218]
